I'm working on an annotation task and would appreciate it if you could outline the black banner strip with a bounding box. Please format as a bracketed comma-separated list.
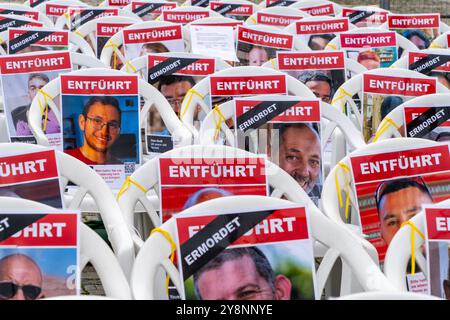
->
[236, 100, 299, 133]
[147, 57, 200, 84]
[71, 9, 109, 31]
[267, 0, 296, 8]
[406, 106, 450, 138]
[0, 18, 32, 32]
[0, 214, 46, 242]
[30, 0, 47, 7]
[9, 30, 55, 54]
[212, 4, 243, 15]
[191, 0, 209, 8]
[132, 3, 165, 17]
[348, 10, 375, 24]
[408, 54, 450, 75]
[180, 209, 275, 279]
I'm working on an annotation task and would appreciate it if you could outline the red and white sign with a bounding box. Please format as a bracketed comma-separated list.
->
[388, 13, 440, 29]
[97, 22, 133, 37]
[277, 51, 345, 70]
[162, 10, 210, 24]
[238, 25, 294, 49]
[235, 99, 320, 123]
[147, 55, 215, 76]
[404, 106, 450, 127]
[68, 7, 119, 19]
[8, 28, 69, 46]
[0, 15, 42, 28]
[210, 74, 288, 96]
[342, 8, 388, 25]
[295, 18, 349, 35]
[350, 145, 450, 184]
[107, 0, 130, 7]
[0, 8, 39, 21]
[131, 1, 177, 15]
[363, 74, 437, 96]
[45, 3, 82, 17]
[256, 12, 303, 27]
[408, 51, 450, 72]
[0, 150, 58, 186]
[425, 207, 450, 240]
[0, 51, 72, 74]
[299, 3, 335, 16]
[190, 20, 243, 28]
[210, 1, 253, 16]
[122, 25, 183, 43]
[0, 213, 78, 246]
[176, 207, 309, 245]
[60, 75, 138, 95]
[340, 31, 397, 48]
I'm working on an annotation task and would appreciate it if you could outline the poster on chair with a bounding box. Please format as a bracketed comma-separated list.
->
[60, 74, 141, 189]
[210, 1, 253, 21]
[339, 31, 398, 70]
[0, 210, 80, 299]
[174, 204, 318, 300]
[96, 21, 133, 60]
[294, 18, 350, 51]
[0, 148, 64, 208]
[403, 106, 450, 142]
[424, 206, 450, 300]
[341, 8, 387, 28]
[349, 144, 450, 262]
[158, 155, 269, 223]
[233, 97, 323, 205]
[0, 51, 72, 147]
[236, 25, 294, 67]
[8, 27, 69, 54]
[68, 7, 119, 32]
[407, 51, 450, 90]
[145, 54, 216, 157]
[131, 1, 178, 21]
[361, 73, 437, 143]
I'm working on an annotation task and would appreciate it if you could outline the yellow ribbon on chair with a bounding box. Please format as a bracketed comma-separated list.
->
[213, 104, 226, 142]
[37, 89, 54, 132]
[150, 227, 177, 297]
[104, 41, 120, 69]
[372, 117, 400, 143]
[325, 43, 337, 50]
[116, 176, 147, 201]
[400, 220, 425, 276]
[334, 162, 352, 221]
[125, 60, 137, 73]
[73, 30, 84, 38]
[180, 88, 204, 119]
[331, 87, 353, 112]
[429, 42, 443, 49]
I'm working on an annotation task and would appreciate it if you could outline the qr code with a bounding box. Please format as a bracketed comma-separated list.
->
[124, 162, 136, 176]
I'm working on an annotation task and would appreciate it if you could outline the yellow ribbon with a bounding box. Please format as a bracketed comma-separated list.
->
[125, 60, 137, 73]
[249, 15, 257, 23]
[270, 58, 276, 69]
[116, 176, 147, 201]
[372, 117, 400, 143]
[326, 43, 337, 50]
[73, 30, 84, 38]
[401, 220, 425, 276]
[213, 104, 226, 142]
[334, 162, 351, 221]
[150, 227, 177, 297]
[331, 87, 353, 112]
[104, 41, 120, 69]
[429, 42, 443, 49]
[180, 88, 204, 119]
[37, 89, 54, 132]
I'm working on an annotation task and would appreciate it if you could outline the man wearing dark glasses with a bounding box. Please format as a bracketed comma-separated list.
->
[0, 254, 44, 300]
[376, 177, 433, 247]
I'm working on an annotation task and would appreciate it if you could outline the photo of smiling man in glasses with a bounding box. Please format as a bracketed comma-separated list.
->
[65, 96, 123, 165]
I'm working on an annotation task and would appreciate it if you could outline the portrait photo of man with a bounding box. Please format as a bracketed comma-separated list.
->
[65, 96, 123, 165]
[193, 247, 292, 300]
[375, 177, 433, 247]
[298, 72, 333, 104]
[0, 254, 44, 300]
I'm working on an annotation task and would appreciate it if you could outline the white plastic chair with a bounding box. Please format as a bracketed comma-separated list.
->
[131, 195, 397, 299]
[34, 0, 88, 23]
[390, 48, 450, 70]
[430, 31, 450, 49]
[372, 93, 450, 142]
[289, 0, 343, 17]
[179, 66, 316, 142]
[0, 143, 135, 279]
[330, 68, 449, 131]
[53, 6, 141, 30]
[0, 196, 132, 300]
[384, 198, 450, 293]
[338, 5, 390, 28]
[245, 6, 310, 28]
[99, 20, 190, 69]
[0, 2, 54, 26]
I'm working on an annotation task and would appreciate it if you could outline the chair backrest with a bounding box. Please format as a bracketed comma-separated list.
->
[131, 195, 397, 299]
[337, 5, 390, 28]
[0, 114, 7, 142]
[178, 66, 315, 141]
[34, 0, 88, 23]
[27, 67, 192, 152]
[0, 196, 132, 299]
[288, 0, 343, 17]
[390, 48, 450, 70]
[0, 143, 136, 279]
[379, 14, 450, 38]
[245, 6, 309, 28]
[430, 31, 449, 49]
[372, 93, 450, 142]
[384, 198, 450, 292]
